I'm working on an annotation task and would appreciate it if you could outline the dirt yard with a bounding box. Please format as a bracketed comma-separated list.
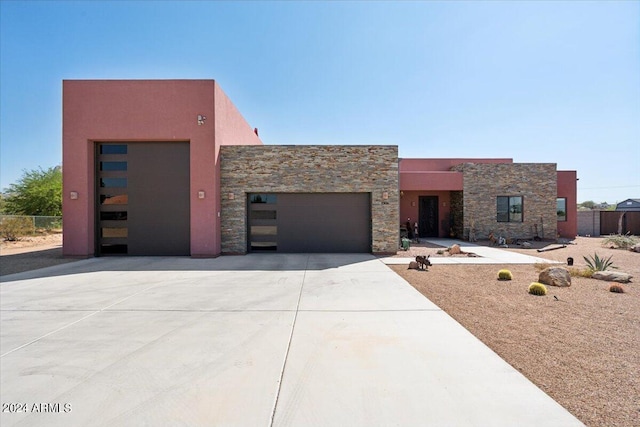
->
[0, 233, 77, 276]
[392, 236, 639, 427]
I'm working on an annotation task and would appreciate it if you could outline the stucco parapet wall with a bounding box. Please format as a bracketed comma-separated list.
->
[219, 145, 399, 254]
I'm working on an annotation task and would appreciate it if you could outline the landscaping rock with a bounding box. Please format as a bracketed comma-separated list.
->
[449, 244, 462, 255]
[539, 267, 571, 287]
[592, 271, 633, 283]
[630, 244, 640, 253]
[408, 261, 419, 270]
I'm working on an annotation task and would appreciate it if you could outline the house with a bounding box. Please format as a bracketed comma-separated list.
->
[62, 80, 577, 257]
[616, 199, 640, 212]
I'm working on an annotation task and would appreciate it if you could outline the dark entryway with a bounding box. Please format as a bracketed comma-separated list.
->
[248, 193, 371, 253]
[96, 142, 190, 256]
[419, 196, 439, 238]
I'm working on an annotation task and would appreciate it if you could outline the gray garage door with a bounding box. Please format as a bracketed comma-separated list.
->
[96, 142, 190, 256]
[248, 193, 371, 253]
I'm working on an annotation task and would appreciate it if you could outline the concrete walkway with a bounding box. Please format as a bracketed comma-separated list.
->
[1, 255, 582, 426]
[382, 238, 563, 265]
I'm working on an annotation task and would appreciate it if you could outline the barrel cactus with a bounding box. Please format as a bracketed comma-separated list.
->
[497, 269, 513, 280]
[528, 282, 547, 296]
[609, 284, 625, 294]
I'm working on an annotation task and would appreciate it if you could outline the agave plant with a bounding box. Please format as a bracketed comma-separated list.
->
[583, 253, 617, 272]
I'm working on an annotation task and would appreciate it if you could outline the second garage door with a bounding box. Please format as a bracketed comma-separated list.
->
[248, 193, 371, 253]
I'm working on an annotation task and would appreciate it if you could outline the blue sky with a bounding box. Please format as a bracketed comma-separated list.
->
[1, 1, 638, 203]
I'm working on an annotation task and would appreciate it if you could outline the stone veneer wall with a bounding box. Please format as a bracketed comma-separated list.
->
[451, 163, 558, 241]
[220, 145, 399, 254]
[449, 191, 464, 238]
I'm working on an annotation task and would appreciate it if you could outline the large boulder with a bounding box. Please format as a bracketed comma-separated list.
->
[592, 271, 633, 283]
[539, 267, 571, 287]
[449, 244, 462, 255]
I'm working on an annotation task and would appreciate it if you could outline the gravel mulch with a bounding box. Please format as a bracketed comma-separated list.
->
[391, 236, 639, 427]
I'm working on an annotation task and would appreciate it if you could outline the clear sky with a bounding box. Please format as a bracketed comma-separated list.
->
[1, 1, 638, 204]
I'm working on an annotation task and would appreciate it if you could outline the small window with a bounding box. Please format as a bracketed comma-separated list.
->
[250, 194, 277, 204]
[100, 211, 128, 221]
[100, 145, 127, 154]
[252, 210, 277, 220]
[101, 227, 128, 238]
[557, 198, 567, 222]
[100, 161, 127, 171]
[100, 194, 128, 205]
[497, 196, 523, 222]
[100, 178, 127, 188]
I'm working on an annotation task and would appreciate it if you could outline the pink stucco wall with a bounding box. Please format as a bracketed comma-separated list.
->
[400, 191, 452, 237]
[557, 170, 578, 238]
[62, 80, 261, 257]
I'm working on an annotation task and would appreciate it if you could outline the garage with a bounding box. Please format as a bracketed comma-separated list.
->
[248, 193, 371, 253]
[96, 142, 190, 256]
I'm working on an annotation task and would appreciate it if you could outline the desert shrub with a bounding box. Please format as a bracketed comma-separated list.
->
[568, 267, 594, 278]
[583, 253, 617, 271]
[497, 269, 513, 280]
[0, 217, 35, 241]
[528, 282, 547, 296]
[603, 234, 639, 250]
[437, 249, 445, 255]
[608, 284, 625, 294]
[534, 263, 555, 272]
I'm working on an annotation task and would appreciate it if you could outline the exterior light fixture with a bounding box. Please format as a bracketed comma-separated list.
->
[198, 191, 205, 199]
[197, 114, 206, 125]
[70, 191, 78, 200]
[228, 192, 235, 200]
[382, 192, 389, 200]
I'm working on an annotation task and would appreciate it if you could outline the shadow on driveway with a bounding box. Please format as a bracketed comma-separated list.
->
[0, 253, 382, 283]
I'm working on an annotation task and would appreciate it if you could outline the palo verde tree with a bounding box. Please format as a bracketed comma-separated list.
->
[3, 166, 62, 216]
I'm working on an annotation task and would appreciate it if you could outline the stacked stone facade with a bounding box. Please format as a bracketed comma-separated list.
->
[451, 163, 558, 241]
[220, 145, 399, 254]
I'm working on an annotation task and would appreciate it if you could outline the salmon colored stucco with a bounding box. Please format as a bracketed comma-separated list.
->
[62, 80, 261, 257]
[557, 170, 578, 238]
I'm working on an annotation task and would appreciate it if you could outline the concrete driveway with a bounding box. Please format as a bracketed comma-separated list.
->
[1, 255, 583, 426]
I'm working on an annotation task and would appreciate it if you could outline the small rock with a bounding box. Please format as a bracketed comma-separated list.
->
[449, 244, 462, 255]
[408, 261, 419, 270]
[522, 241, 531, 249]
[539, 267, 571, 287]
[630, 244, 640, 253]
[592, 271, 633, 283]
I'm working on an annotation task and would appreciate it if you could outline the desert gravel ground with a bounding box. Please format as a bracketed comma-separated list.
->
[392, 236, 639, 427]
[0, 233, 77, 276]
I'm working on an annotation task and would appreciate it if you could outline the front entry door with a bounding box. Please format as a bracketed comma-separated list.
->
[419, 196, 439, 238]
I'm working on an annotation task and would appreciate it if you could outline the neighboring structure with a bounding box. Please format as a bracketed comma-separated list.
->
[63, 80, 577, 257]
[616, 199, 640, 212]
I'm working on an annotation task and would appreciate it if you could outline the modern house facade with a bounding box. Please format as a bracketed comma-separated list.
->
[62, 80, 577, 257]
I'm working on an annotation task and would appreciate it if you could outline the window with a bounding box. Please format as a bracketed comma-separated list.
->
[557, 198, 567, 222]
[100, 145, 127, 154]
[250, 194, 277, 204]
[100, 161, 127, 171]
[497, 196, 523, 222]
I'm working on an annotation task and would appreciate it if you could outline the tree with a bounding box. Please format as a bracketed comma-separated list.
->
[580, 200, 596, 209]
[3, 166, 62, 216]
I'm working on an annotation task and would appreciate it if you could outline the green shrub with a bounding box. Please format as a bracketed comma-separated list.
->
[497, 269, 513, 280]
[528, 282, 547, 296]
[609, 284, 625, 294]
[603, 234, 639, 250]
[583, 253, 617, 271]
[0, 217, 35, 241]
